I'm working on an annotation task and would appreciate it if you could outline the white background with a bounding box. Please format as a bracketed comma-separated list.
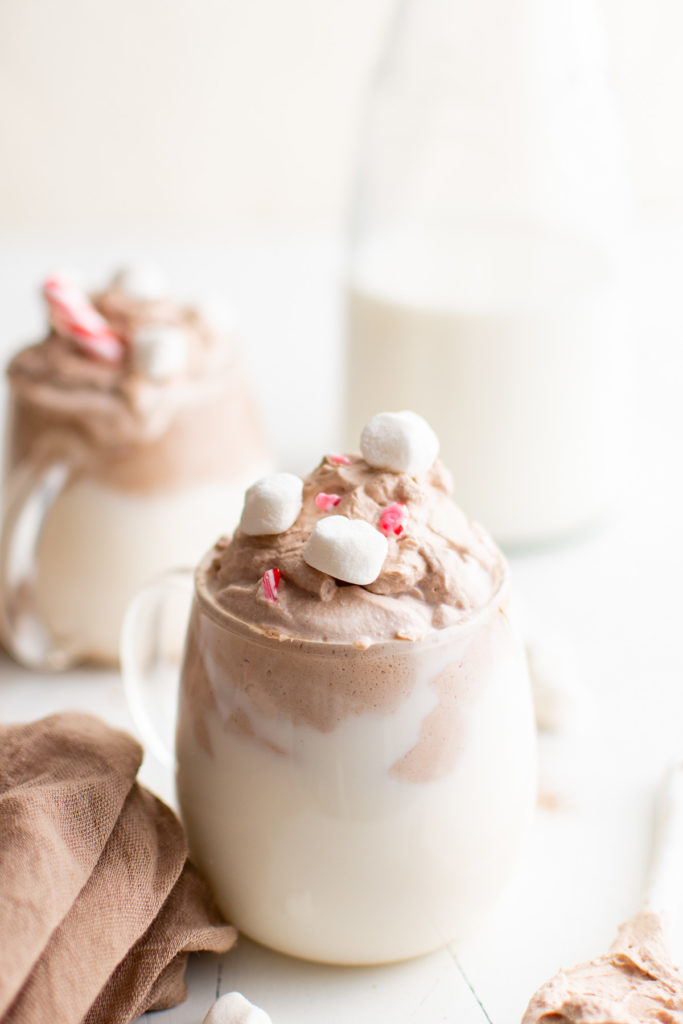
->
[1, 0, 683, 235]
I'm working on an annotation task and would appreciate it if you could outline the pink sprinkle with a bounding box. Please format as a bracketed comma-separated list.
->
[379, 502, 408, 537]
[43, 273, 125, 363]
[315, 492, 341, 512]
[262, 567, 282, 602]
[327, 453, 351, 466]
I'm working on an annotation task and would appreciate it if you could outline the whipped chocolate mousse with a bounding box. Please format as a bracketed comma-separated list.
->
[1, 266, 270, 665]
[522, 910, 683, 1024]
[175, 412, 536, 964]
[207, 451, 503, 644]
[7, 270, 266, 489]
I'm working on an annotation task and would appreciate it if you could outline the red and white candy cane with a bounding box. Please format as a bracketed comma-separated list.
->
[379, 502, 408, 537]
[43, 273, 125, 363]
[262, 567, 282, 602]
[315, 492, 341, 512]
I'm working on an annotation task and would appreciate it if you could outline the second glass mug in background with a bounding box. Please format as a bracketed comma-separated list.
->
[121, 551, 537, 965]
[0, 356, 271, 670]
[346, 0, 633, 547]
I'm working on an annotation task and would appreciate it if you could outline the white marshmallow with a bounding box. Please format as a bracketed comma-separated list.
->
[360, 411, 439, 475]
[240, 473, 303, 536]
[133, 324, 190, 380]
[113, 263, 170, 302]
[303, 515, 388, 585]
[203, 992, 272, 1024]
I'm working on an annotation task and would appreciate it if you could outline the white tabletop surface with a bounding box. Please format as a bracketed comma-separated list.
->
[1, 224, 683, 1023]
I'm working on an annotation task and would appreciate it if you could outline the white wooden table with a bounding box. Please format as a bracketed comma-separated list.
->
[2, 227, 683, 1023]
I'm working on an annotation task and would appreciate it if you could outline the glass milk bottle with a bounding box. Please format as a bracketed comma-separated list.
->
[346, 0, 632, 546]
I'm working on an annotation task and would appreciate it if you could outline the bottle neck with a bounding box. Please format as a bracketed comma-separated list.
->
[378, 0, 609, 86]
[350, 0, 629, 264]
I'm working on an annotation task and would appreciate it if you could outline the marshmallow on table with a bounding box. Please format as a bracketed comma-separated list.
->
[203, 991, 272, 1024]
[304, 515, 388, 585]
[133, 324, 190, 380]
[360, 411, 439, 475]
[112, 263, 170, 302]
[240, 473, 304, 535]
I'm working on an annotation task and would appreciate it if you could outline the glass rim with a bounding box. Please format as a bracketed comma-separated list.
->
[193, 549, 509, 657]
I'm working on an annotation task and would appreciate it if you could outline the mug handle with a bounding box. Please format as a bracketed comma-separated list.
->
[120, 568, 195, 770]
[0, 437, 88, 670]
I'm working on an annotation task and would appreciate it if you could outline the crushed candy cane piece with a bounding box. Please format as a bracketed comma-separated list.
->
[379, 502, 408, 536]
[262, 567, 281, 602]
[327, 453, 351, 466]
[315, 492, 341, 512]
[43, 273, 124, 363]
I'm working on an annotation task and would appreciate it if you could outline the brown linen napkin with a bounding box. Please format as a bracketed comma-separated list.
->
[0, 712, 143, 1017]
[84, 860, 234, 1023]
[0, 712, 237, 1024]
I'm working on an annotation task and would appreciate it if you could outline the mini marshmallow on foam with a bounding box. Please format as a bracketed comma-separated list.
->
[360, 410, 439, 475]
[203, 992, 272, 1024]
[133, 324, 190, 380]
[112, 263, 170, 302]
[304, 515, 388, 585]
[240, 473, 303, 536]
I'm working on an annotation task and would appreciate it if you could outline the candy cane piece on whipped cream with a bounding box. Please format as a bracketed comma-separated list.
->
[43, 273, 125, 363]
[315, 492, 341, 512]
[379, 502, 408, 536]
[262, 567, 281, 602]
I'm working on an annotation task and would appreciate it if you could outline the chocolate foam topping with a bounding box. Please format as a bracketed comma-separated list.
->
[7, 276, 235, 449]
[202, 453, 504, 645]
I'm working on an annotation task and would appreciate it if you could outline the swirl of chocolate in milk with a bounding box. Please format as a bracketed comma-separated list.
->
[184, 425, 517, 790]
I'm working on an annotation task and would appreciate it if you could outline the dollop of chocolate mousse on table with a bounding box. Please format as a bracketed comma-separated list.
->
[521, 910, 683, 1024]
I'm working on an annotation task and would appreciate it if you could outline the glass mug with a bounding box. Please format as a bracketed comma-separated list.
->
[121, 550, 537, 965]
[0, 374, 270, 670]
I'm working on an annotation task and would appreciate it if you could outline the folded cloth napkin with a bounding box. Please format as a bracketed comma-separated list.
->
[0, 712, 237, 1024]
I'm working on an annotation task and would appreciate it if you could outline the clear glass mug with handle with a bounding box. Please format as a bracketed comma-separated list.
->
[121, 550, 537, 966]
[0, 269, 271, 671]
[0, 387, 269, 671]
